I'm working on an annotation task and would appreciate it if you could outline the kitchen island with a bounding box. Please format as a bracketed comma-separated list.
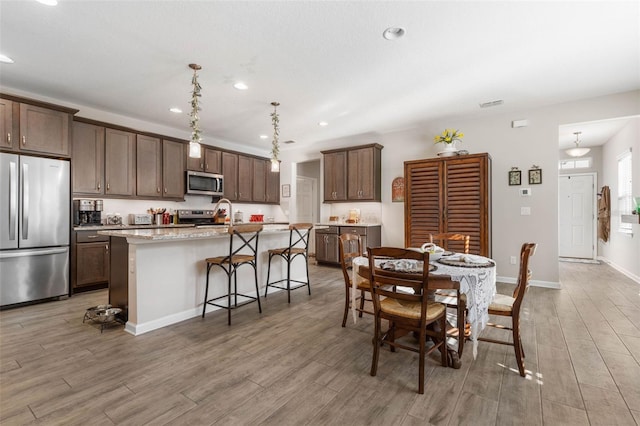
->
[99, 224, 304, 336]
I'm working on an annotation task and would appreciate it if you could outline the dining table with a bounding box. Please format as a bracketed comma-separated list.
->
[351, 252, 497, 360]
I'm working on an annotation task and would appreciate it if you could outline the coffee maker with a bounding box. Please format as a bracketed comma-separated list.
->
[73, 199, 103, 226]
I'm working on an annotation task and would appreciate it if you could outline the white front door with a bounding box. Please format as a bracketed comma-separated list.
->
[559, 174, 595, 259]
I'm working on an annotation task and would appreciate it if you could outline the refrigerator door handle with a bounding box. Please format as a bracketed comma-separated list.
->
[9, 160, 17, 241]
[22, 162, 29, 240]
[0, 247, 68, 259]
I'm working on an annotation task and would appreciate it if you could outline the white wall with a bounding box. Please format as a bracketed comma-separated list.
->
[599, 118, 640, 281]
[282, 90, 640, 285]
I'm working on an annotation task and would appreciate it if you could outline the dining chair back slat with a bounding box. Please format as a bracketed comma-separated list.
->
[367, 247, 448, 394]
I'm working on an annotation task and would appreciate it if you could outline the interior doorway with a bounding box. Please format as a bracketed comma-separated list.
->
[558, 173, 597, 259]
[294, 160, 321, 255]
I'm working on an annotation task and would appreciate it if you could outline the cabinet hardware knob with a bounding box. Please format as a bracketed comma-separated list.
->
[6, 133, 10, 143]
[164, 188, 167, 193]
[105, 244, 109, 251]
[157, 187, 161, 193]
[87, 235, 97, 239]
[107, 183, 110, 191]
[97, 182, 101, 190]
[21, 136, 26, 145]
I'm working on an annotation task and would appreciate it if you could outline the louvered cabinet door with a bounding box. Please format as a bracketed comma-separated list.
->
[444, 156, 490, 255]
[404, 160, 443, 248]
[404, 153, 491, 256]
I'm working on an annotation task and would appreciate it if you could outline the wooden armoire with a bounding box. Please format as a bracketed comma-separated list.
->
[404, 153, 492, 256]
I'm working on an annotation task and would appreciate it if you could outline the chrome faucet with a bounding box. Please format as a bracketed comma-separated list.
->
[212, 198, 233, 224]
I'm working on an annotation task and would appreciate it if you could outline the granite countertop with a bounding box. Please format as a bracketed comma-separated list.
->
[98, 223, 291, 241]
[74, 224, 195, 231]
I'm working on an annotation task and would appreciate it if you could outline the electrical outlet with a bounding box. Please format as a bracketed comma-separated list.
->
[510, 256, 517, 265]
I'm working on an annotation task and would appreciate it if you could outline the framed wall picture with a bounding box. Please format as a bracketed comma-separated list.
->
[528, 168, 542, 185]
[508, 170, 521, 186]
[282, 184, 291, 198]
[391, 177, 405, 202]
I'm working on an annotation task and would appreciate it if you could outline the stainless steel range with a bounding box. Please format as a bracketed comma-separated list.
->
[176, 210, 216, 225]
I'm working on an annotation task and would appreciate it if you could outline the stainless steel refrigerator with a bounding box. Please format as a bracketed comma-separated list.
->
[0, 153, 70, 306]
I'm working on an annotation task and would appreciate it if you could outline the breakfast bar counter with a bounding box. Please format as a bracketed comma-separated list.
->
[99, 225, 304, 335]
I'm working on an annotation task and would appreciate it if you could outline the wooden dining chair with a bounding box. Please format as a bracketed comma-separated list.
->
[429, 232, 470, 255]
[478, 242, 537, 377]
[368, 247, 447, 394]
[339, 233, 373, 327]
[430, 233, 470, 358]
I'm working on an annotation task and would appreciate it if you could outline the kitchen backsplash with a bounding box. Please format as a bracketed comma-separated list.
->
[327, 202, 382, 224]
[92, 196, 287, 224]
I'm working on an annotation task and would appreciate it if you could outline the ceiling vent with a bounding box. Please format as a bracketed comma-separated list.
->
[479, 100, 504, 108]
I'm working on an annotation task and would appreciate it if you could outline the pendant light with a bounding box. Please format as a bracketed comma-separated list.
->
[270, 101, 280, 172]
[188, 63, 202, 159]
[566, 131, 590, 157]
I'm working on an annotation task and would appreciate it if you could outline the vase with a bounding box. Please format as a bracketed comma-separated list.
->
[437, 141, 459, 157]
[443, 142, 458, 152]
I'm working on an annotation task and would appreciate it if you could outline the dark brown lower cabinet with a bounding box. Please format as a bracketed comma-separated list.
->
[72, 230, 110, 292]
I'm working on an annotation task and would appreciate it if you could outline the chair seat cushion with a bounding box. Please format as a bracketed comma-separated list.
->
[434, 290, 467, 306]
[356, 278, 371, 290]
[379, 298, 445, 320]
[488, 293, 515, 313]
[206, 254, 256, 265]
[269, 247, 307, 256]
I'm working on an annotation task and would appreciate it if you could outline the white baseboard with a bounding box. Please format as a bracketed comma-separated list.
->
[496, 275, 561, 289]
[597, 256, 640, 284]
[123, 287, 287, 336]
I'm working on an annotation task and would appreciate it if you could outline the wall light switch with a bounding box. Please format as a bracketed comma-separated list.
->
[521, 207, 531, 215]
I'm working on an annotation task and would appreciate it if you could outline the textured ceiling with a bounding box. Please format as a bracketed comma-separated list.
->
[1, 1, 638, 153]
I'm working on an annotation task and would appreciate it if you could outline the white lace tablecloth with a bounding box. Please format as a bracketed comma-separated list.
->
[352, 255, 497, 358]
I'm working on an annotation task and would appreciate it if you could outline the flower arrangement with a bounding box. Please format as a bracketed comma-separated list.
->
[434, 129, 464, 144]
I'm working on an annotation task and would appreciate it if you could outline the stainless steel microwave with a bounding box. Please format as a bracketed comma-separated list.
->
[186, 171, 224, 196]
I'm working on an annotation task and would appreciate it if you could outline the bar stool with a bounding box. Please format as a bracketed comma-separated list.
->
[202, 224, 263, 325]
[264, 223, 313, 303]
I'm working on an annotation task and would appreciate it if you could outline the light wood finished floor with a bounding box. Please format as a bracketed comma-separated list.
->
[1, 261, 639, 425]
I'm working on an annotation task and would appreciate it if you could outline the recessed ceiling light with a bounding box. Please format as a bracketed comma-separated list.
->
[318, 121, 329, 127]
[383, 27, 406, 40]
[0, 54, 14, 64]
[259, 135, 268, 139]
[479, 100, 504, 108]
[169, 107, 182, 113]
[233, 82, 248, 90]
[36, 0, 58, 6]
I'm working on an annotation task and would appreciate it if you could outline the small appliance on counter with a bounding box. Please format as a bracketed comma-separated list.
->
[105, 213, 123, 225]
[129, 214, 153, 225]
[73, 199, 103, 226]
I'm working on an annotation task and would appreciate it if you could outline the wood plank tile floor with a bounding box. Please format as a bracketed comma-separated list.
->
[1, 261, 638, 425]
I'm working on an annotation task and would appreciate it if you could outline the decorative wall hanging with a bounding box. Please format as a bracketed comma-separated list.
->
[528, 165, 542, 184]
[392, 177, 405, 202]
[508, 167, 521, 186]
